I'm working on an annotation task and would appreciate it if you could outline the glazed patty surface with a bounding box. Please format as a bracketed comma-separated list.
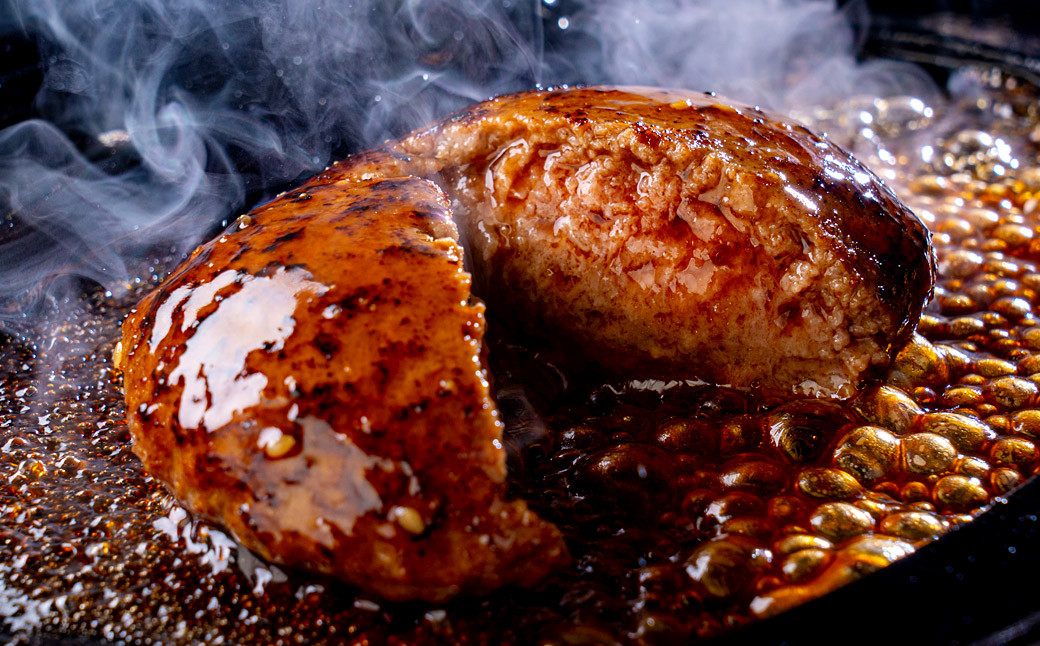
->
[117, 177, 568, 602]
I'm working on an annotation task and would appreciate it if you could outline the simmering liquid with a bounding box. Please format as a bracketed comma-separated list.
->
[1, 67, 1039, 643]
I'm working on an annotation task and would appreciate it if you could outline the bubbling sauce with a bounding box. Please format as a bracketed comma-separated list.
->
[2, 68, 1040, 643]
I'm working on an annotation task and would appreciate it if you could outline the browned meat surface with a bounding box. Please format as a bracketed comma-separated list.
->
[116, 177, 567, 602]
[324, 86, 935, 397]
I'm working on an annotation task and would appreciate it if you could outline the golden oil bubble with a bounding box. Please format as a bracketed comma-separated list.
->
[879, 510, 948, 540]
[716, 459, 788, 497]
[680, 489, 717, 518]
[941, 385, 984, 408]
[841, 535, 915, 565]
[903, 433, 958, 475]
[852, 385, 923, 434]
[916, 314, 948, 337]
[938, 218, 974, 241]
[749, 538, 910, 620]
[1015, 286, 1038, 304]
[1010, 408, 1040, 439]
[1021, 271, 1040, 293]
[960, 207, 1001, 231]
[984, 376, 1038, 409]
[901, 481, 932, 503]
[965, 283, 996, 307]
[988, 436, 1040, 471]
[940, 249, 985, 279]
[1004, 340, 1035, 358]
[981, 238, 1010, 253]
[1018, 354, 1040, 374]
[912, 386, 938, 404]
[684, 537, 768, 601]
[989, 467, 1023, 493]
[948, 512, 977, 526]
[982, 258, 1026, 278]
[938, 344, 975, 376]
[938, 293, 979, 316]
[992, 297, 1034, 321]
[908, 500, 937, 511]
[853, 498, 889, 520]
[982, 311, 1010, 329]
[718, 418, 762, 455]
[720, 517, 776, 542]
[833, 425, 901, 483]
[795, 468, 863, 500]
[773, 534, 833, 556]
[654, 418, 717, 456]
[933, 475, 989, 511]
[985, 414, 1012, 433]
[765, 402, 850, 465]
[909, 175, 949, 195]
[949, 316, 987, 338]
[955, 455, 991, 479]
[702, 492, 765, 527]
[960, 373, 988, 386]
[766, 495, 806, 525]
[990, 334, 1016, 352]
[780, 549, 832, 584]
[991, 278, 1022, 297]
[914, 412, 993, 452]
[808, 502, 874, 542]
[16, 459, 47, 481]
[975, 357, 1018, 377]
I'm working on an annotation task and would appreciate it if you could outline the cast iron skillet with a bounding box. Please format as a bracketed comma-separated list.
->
[3, 3, 1040, 645]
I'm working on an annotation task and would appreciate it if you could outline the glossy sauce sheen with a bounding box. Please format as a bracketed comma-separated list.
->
[117, 177, 567, 602]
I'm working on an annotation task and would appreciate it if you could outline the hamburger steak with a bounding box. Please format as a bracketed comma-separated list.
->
[115, 86, 934, 600]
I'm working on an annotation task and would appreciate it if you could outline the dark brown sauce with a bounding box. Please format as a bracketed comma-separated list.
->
[2, 69, 1040, 643]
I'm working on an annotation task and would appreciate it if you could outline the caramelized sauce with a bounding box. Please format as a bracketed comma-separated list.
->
[2, 68, 1040, 643]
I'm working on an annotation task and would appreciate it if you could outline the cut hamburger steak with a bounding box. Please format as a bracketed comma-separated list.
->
[327, 86, 935, 397]
[116, 86, 934, 600]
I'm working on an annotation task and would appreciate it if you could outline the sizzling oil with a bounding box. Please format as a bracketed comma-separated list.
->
[2, 67, 1040, 644]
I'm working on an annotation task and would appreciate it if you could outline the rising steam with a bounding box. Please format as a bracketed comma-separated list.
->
[0, 0, 936, 336]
